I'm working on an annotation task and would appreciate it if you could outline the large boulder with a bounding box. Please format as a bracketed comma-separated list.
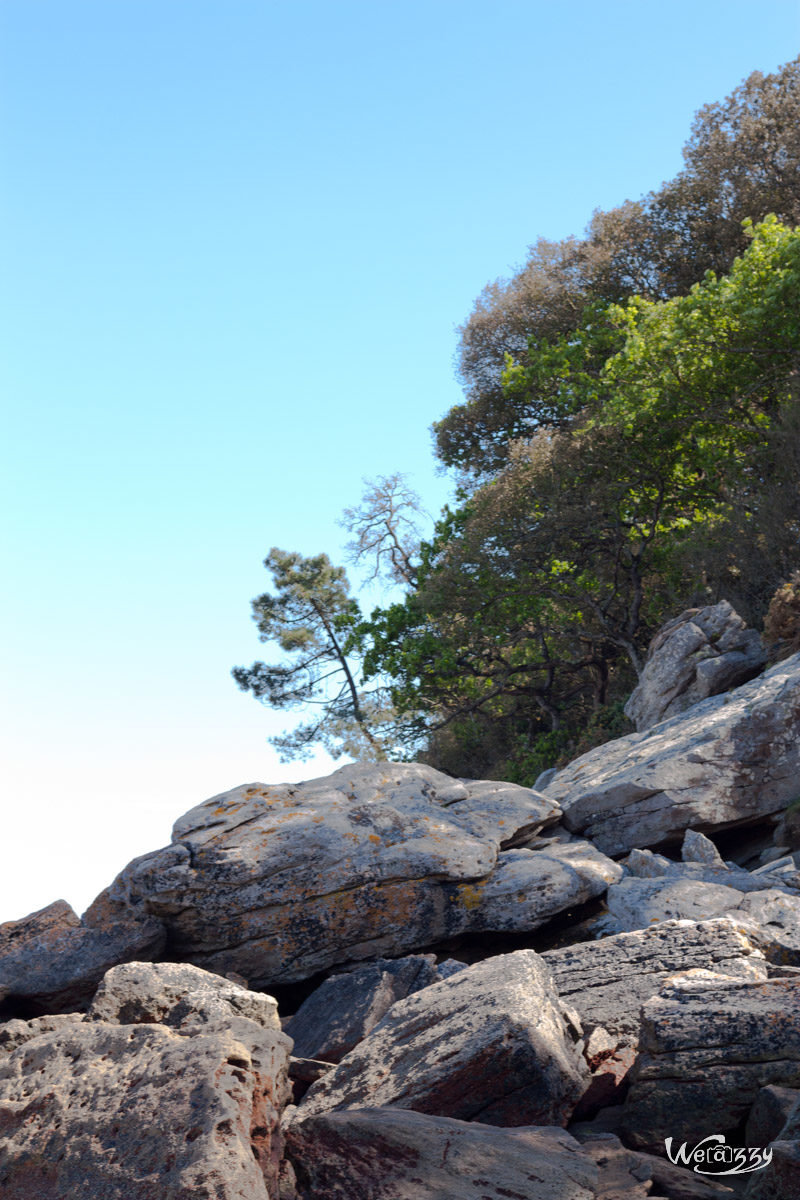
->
[285, 1110, 600, 1200]
[543, 653, 800, 855]
[297, 949, 589, 1127]
[625, 601, 765, 732]
[0, 897, 165, 1015]
[105, 762, 620, 986]
[623, 973, 800, 1152]
[0, 1019, 291, 1198]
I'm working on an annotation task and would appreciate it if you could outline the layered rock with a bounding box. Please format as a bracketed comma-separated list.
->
[285, 1110, 600, 1200]
[543, 653, 800, 855]
[298, 949, 588, 1127]
[623, 972, 800, 1152]
[625, 601, 765, 732]
[0, 897, 165, 1014]
[106, 762, 620, 986]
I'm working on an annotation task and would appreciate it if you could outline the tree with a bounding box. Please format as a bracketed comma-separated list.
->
[232, 548, 390, 761]
[361, 218, 800, 781]
[340, 473, 423, 586]
[437, 57, 800, 478]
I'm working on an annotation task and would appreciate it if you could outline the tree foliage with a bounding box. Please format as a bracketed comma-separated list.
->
[438, 57, 800, 476]
[232, 549, 390, 761]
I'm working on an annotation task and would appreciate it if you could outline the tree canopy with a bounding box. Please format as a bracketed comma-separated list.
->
[235, 60, 800, 781]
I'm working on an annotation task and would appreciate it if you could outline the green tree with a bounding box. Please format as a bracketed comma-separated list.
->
[232, 548, 390, 761]
[437, 57, 800, 477]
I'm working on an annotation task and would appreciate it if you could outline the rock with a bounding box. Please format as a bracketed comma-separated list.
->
[0, 898, 166, 1015]
[682, 828, 727, 866]
[0, 1017, 291, 1198]
[543, 653, 800, 855]
[607, 877, 746, 930]
[297, 949, 588, 1127]
[624, 601, 766, 732]
[576, 1133, 735, 1199]
[0, 1012, 84, 1055]
[734, 889, 800, 964]
[106, 762, 619, 986]
[622, 973, 800, 1152]
[87, 960, 280, 1031]
[745, 1084, 800, 1148]
[542, 918, 767, 1040]
[285, 1108, 600, 1200]
[284, 954, 443, 1063]
[744, 1095, 800, 1198]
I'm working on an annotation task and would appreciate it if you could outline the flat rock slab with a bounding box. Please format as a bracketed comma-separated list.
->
[285, 1108, 599, 1200]
[623, 973, 800, 1152]
[106, 762, 619, 986]
[0, 898, 165, 1014]
[298, 949, 588, 1127]
[544, 653, 800, 855]
[0, 1018, 291, 1199]
[542, 918, 766, 1040]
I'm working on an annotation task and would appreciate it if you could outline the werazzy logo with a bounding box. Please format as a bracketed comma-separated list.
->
[665, 1134, 772, 1176]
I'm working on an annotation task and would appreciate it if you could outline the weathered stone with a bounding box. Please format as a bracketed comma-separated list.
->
[544, 653, 800, 855]
[0, 1013, 84, 1055]
[88, 960, 280, 1031]
[606, 877, 746, 930]
[542, 918, 767, 1040]
[744, 1095, 800, 1198]
[285, 1108, 600, 1200]
[298, 949, 588, 1127]
[624, 601, 766, 732]
[745, 1084, 800, 1149]
[107, 763, 619, 986]
[623, 973, 800, 1152]
[285, 954, 442, 1063]
[0, 1018, 291, 1198]
[682, 828, 727, 866]
[0, 898, 166, 1014]
[734, 889, 800, 964]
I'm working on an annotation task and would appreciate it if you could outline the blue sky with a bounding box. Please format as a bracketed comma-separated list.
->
[2, 1, 798, 920]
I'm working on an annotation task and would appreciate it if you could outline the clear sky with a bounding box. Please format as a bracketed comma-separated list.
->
[2, 1, 798, 922]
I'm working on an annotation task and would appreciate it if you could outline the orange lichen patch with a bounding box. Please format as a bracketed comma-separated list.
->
[455, 880, 486, 911]
[368, 835, 381, 844]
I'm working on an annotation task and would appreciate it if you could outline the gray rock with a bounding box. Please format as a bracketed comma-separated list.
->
[576, 1133, 735, 1199]
[735, 888, 800, 965]
[285, 1108, 600, 1200]
[0, 897, 166, 1014]
[88, 960, 280, 1030]
[0, 1012, 84, 1055]
[745, 1085, 800, 1149]
[544, 653, 800, 855]
[682, 828, 727, 866]
[745, 1095, 800, 1198]
[625, 601, 766, 732]
[606, 877, 747, 930]
[0, 1017, 291, 1198]
[542, 918, 767, 1041]
[285, 954, 442, 1063]
[107, 762, 619, 986]
[623, 972, 800, 1152]
[298, 949, 589, 1127]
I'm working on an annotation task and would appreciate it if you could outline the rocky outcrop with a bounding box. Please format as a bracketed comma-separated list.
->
[0, 897, 165, 1014]
[105, 763, 620, 986]
[623, 972, 800, 1152]
[0, 963, 293, 1199]
[543, 653, 800, 855]
[625, 601, 765, 732]
[297, 949, 588, 1127]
